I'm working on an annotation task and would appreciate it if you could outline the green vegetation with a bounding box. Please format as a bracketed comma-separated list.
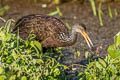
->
[89, 0, 97, 16]
[89, 0, 119, 26]
[0, 19, 66, 80]
[107, 32, 120, 58]
[1, 19, 120, 80]
[0, 0, 120, 80]
[45, 1, 120, 78]
[48, 7, 63, 16]
[78, 55, 120, 80]
[98, 3, 103, 26]
[78, 32, 120, 80]
[0, 5, 9, 16]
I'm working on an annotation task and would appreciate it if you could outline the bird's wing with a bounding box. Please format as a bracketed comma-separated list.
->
[13, 14, 69, 42]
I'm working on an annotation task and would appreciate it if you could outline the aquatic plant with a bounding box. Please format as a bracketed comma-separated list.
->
[0, 5, 9, 16]
[107, 32, 120, 58]
[89, 0, 119, 26]
[78, 32, 120, 80]
[0, 19, 66, 80]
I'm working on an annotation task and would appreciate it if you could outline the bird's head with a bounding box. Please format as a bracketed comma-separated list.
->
[73, 24, 93, 48]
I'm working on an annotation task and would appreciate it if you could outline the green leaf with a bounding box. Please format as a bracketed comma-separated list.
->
[2, 5, 9, 11]
[5, 34, 11, 41]
[48, 11, 58, 16]
[48, 7, 62, 16]
[0, 19, 66, 80]
[107, 32, 120, 58]
[65, 23, 71, 30]
[0, 67, 4, 74]
[64, 65, 69, 70]
[89, 0, 96, 16]
[5, 19, 15, 34]
[33, 41, 42, 51]
[36, 59, 44, 64]
[110, 75, 117, 80]
[16, 27, 19, 49]
[77, 72, 83, 77]
[98, 3, 103, 26]
[6, 57, 13, 64]
[9, 75, 16, 80]
[56, 47, 62, 53]
[114, 9, 118, 17]
[11, 50, 18, 60]
[0, 75, 6, 80]
[25, 40, 29, 47]
[21, 76, 27, 80]
[54, 68, 60, 77]
[107, 45, 120, 58]
[96, 61, 103, 70]
[0, 31, 5, 41]
[28, 34, 36, 40]
[108, 6, 113, 19]
[98, 58, 106, 68]
[114, 32, 120, 47]
[56, 7, 62, 16]
[45, 70, 49, 76]
[0, 5, 9, 16]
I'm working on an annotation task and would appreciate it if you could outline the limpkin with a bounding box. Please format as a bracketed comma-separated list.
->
[13, 14, 93, 48]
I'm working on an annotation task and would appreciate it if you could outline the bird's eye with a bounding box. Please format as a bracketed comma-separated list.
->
[80, 23, 86, 31]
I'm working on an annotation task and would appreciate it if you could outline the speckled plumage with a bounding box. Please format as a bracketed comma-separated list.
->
[13, 14, 78, 47]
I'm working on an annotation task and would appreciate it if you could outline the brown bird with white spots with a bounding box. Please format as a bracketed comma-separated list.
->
[13, 14, 93, 48]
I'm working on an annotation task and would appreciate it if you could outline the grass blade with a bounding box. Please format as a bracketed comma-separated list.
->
[4, 19, 15, 34]
[56, 7, 62, 16]
[114, 9, 118, 17]
[0, 17, 6, 22]
[98, 3, 103, 26]
[89, 0, 96, 16]
[48, 7, 62, 16]
[17, 27, 19, 49]
[65, 23, 71, 30]
[108, 6, 113, 19]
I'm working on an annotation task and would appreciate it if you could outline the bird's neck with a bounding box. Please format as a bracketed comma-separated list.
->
[69, 28, 78, 44]
[59, 27, 78, 45]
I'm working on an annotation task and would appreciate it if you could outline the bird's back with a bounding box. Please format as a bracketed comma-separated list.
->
[13, 14, 70, 47]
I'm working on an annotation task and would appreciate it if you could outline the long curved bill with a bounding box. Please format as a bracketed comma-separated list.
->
[80, 30, 93, 48]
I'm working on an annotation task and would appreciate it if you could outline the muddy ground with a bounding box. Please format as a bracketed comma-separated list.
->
[0, 0, 120, 79]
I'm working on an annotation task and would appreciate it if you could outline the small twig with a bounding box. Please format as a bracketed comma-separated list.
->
[0, 17, 6, 22]
[68, 64, 86, 68]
